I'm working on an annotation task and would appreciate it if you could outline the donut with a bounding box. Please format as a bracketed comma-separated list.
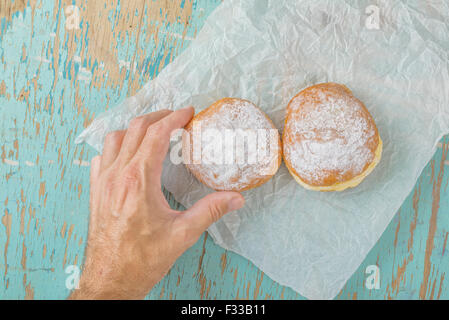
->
[182, 98, 282, 192]
[282, 83, 382, 191]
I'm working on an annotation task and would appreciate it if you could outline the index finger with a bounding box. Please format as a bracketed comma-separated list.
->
[137, 106, 194, 175]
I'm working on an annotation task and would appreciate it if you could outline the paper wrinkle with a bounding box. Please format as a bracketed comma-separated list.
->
[76, 0, 449, 299]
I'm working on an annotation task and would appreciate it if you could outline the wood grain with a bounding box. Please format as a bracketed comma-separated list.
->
[1, 0, 448, 300]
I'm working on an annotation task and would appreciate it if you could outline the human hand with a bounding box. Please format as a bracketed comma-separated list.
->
[69, 107, 245, 300]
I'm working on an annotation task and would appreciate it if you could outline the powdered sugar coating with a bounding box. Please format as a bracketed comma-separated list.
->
[183, 98, 281, 191]
[283, 83, 379, 187]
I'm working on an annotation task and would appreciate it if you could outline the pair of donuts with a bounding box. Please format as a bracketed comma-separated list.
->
[182, 83, 382, 192]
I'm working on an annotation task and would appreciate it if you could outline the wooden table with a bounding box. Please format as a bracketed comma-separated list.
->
[1, 0, 448, 300]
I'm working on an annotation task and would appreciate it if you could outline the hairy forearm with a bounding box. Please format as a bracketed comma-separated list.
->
[68, 280, 146, 300]
[70, 108, 244, 300]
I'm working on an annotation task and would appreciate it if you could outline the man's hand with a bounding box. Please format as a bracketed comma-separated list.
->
[69, 107, 245, 299]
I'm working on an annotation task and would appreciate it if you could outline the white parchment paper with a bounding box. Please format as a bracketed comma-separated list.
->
[76, 0, 449, 299]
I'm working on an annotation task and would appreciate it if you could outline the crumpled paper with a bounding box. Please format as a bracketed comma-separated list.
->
[76, 0, 449, 299]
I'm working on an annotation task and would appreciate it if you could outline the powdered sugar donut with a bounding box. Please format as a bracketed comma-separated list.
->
[283, 83, 382, 191]
[182, 98, 282, 192]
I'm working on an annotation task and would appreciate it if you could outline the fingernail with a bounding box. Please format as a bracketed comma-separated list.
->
[228, 196, 244, 211]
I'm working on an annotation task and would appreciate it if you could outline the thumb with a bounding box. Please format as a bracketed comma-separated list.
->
[182, 192, 245, 237]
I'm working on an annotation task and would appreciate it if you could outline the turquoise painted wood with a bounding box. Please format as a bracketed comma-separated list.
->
[1, 0, 448, 300]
